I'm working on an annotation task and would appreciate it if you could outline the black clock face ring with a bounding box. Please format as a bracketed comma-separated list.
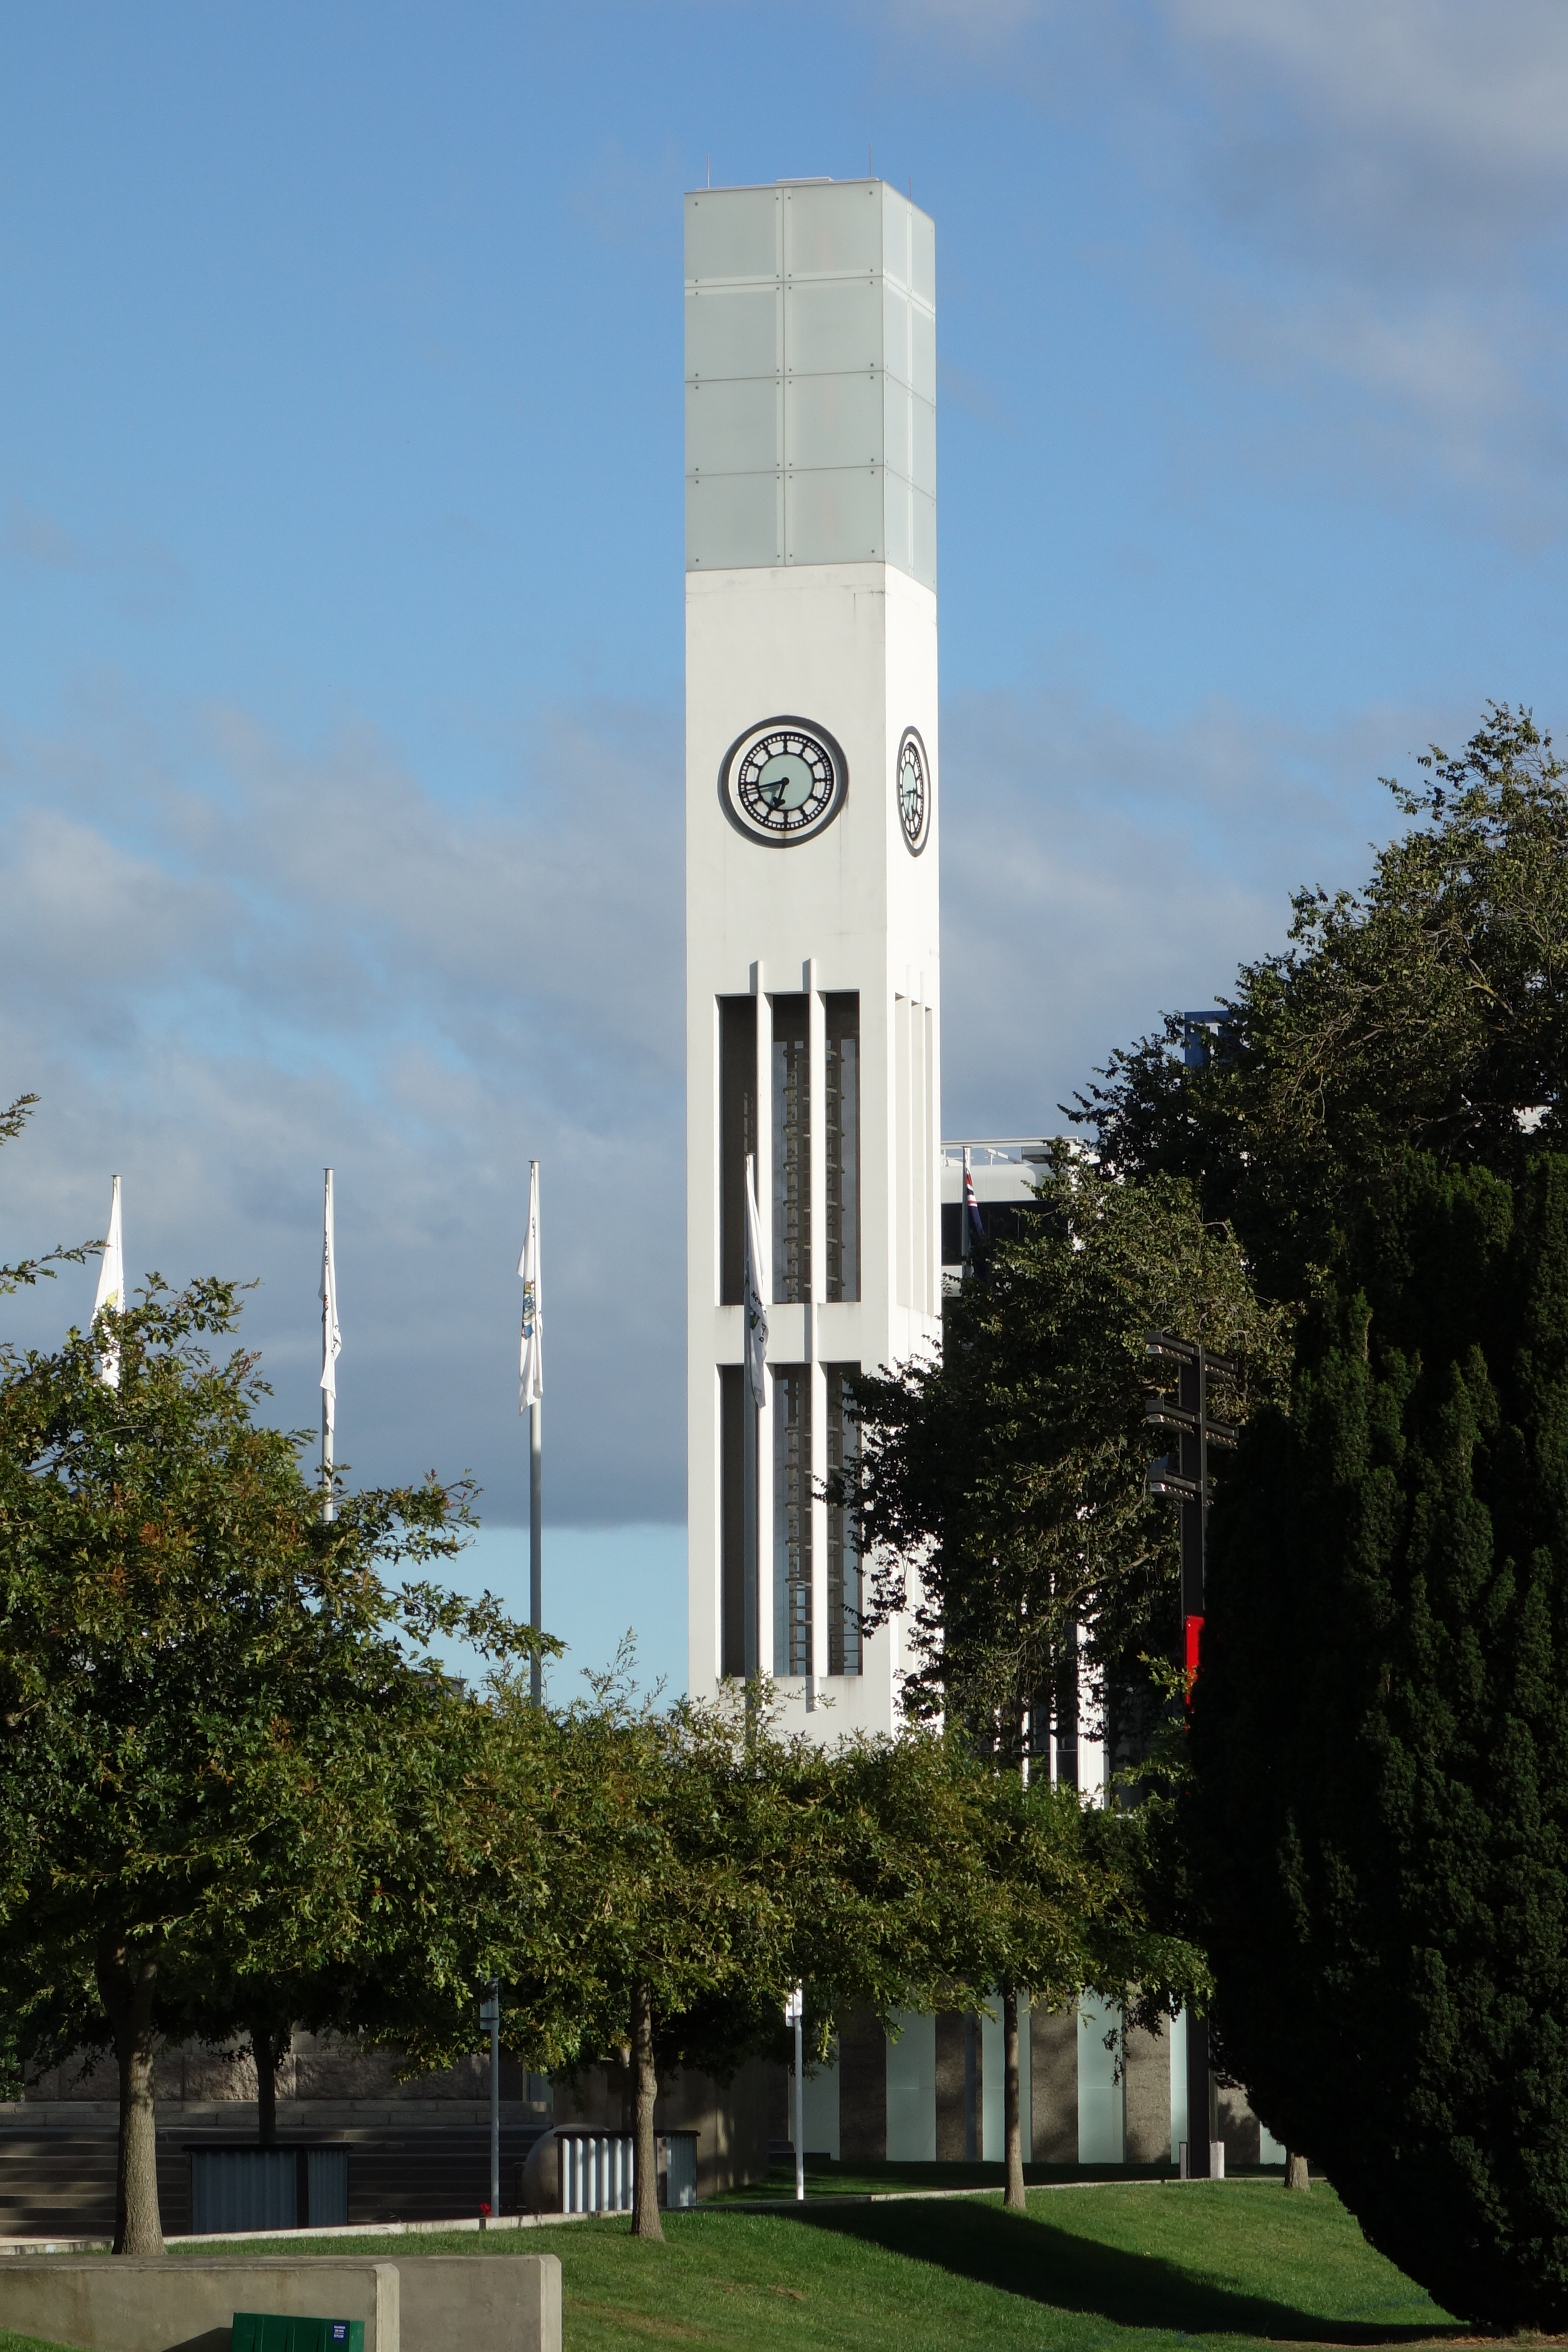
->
[719, 717, 848, 847]
[897, 726, 931, 854]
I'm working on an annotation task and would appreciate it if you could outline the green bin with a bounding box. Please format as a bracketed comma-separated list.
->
[231, 2317, 364, 2352]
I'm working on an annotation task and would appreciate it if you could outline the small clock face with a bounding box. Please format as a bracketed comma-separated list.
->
[719, 717, 848, 847]
[897, 727, 931, 854]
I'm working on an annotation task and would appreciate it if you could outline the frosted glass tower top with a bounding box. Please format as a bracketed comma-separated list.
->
[685, 179, 936, 587]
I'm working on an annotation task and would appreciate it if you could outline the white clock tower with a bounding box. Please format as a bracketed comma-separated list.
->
[685, 177, 940, 1736]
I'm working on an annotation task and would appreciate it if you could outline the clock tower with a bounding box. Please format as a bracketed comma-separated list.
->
[685, 178, 940, 1736]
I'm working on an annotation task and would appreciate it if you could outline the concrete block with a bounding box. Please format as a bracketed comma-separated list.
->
[398, 2254, 560, 2351]
[1029, 2006, 1076, 2163]
[1123, 2018, 1171, 2165]
[0, 2258, 398, 2352]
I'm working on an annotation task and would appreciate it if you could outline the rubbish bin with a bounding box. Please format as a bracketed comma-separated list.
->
[231, 2316, 364, 2352]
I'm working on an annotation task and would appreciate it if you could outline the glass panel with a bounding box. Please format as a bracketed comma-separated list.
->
[772, 1365, 812, 1678]
[827, 1364, 861, 1677]
[686, 285, 781, 381]
[912, 394, 936, 502]
[785, 277, 882, 376]
[688, 471, 782, 573]
[911, 208, 937, 306]
[1078, 1997, 1126, 2165]
[883, 472, 912, 577]
[885, 2011, 937, 2161]
[912, 487, 937, 591]
[882, 372, 911, 481]
[784, 180, 882, 277]
[687, 377, 781, 478]
[784, 369, 883, 473]
[686, 187, 780, 282]
[786, 465, 882, 566]
[882, 282, 911, 387]
[771, 994, 810, 1302]
[720, 997, 757, 1305]
[880, 184, 911, 288]
[910, 304, 936, 404]
[825, 995, 859, 1302]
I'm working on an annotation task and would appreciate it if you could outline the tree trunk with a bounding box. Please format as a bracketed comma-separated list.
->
[630, 1982, 663, 2241]
[1285, 2150, 1311, 2192]
[249, 2018, 288, 2146]
[98, 1937, 163, 2256]
[1003, 1987, 1026, 2211]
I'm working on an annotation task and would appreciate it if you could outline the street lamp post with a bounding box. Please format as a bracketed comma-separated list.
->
[480, 1980, 501, 2221]
[784, 1988, 805, 2203]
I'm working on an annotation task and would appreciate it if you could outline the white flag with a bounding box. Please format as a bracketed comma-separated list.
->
[742, 1153, 768, 1408]
[92, 1174, 123, 1390]
[319, 1168, 341, 1439]
[518, 1159, 542, 1411]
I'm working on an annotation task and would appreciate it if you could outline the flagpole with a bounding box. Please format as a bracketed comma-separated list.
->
[530, 1395, 543, 1708]
[320, 1167, 338, 1522]
[519, 1161, 544, 1703]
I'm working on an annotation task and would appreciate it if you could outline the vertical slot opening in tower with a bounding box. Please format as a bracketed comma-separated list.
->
[824, 991, 860, 1302]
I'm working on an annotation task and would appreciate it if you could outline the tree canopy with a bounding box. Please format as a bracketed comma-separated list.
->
[845, 1144, 1288, 1756]
[1188, 1153, 1568, 2328]
[0, 1276, 533, 2253]
[1073, 705, 1568, 1303]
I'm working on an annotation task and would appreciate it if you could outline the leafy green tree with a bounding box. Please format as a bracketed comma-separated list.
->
[848, 1146, 1287, 1754]
[846, 1144, 1286, 1777]
[1074, 705, 1568, 1305]
[0, 1278, 532, 2254]
[1187, 1153, 1568, 2328]
[841, 1149, 1269, 2202]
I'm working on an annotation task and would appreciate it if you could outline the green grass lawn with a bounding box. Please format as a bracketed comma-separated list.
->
[157, 2178, 1470, 2352]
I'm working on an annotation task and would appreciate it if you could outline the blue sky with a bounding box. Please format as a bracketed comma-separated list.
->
[4, 1, 1567, 1694]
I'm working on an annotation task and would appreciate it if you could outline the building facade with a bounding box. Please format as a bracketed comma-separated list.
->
[685, 177, 941, 1733]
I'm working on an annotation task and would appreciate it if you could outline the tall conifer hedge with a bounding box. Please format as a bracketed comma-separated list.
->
[1188, 1154, 1568, 2329]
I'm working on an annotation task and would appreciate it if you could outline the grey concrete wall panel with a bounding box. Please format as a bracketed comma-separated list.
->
[400, 2256, 560, 2352]
[684, 178, 935, 588]
[1030, 2006, 1078, 2164]
[0, 2260, 400, 2352]
[934, 2013, 967, 2162]
[837, 2006, 888, 2165]
[1123, 2020, 1173, 2165]
[1217, 2084, 1262, 2168]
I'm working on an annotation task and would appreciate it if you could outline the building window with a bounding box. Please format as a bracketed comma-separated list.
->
[719, 997, 757, 1306]
[824, 993, 860, 1302]
[720, 1365, 747, 1678]
[772, 1365, 811, 1677]
[827, 1364, 861, 1676]
[772, 995, 810, 1303]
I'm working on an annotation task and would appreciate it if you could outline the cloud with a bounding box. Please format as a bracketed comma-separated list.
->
[0, 689, 684, 1530]
[936, 682, 1459, 1139]
[0, 663, 1499, 1541]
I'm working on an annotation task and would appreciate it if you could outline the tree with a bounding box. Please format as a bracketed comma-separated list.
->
[0, 1278, 533, 2254]
[1187, 1153, 1568, 2328]
[846, 1145, 1288, 1757]
[839, 1149, 1272, 2203]
[1073, 705, 1568, 1308]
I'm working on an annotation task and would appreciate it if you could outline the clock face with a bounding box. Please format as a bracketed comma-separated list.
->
[719, 717, 848, 847]
[897, 726, 931, 854]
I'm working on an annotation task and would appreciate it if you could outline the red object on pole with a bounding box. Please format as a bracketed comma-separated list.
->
[1184, 1612, 1204, 1699]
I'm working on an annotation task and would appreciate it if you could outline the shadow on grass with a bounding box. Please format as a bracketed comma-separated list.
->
[727, 2199, 1452, 2345]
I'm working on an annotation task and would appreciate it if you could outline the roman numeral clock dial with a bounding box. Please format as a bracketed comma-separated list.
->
[719, 718, 848, 846]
